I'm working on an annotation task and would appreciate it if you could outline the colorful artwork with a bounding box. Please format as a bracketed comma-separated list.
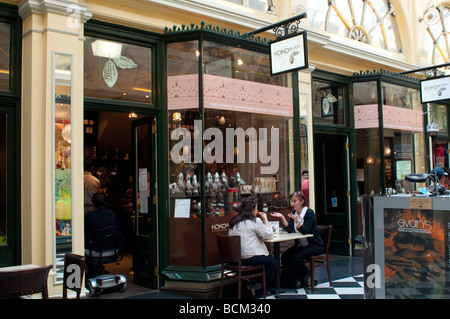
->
[384, 208, 448, 298]
[55, 169, 71, 236]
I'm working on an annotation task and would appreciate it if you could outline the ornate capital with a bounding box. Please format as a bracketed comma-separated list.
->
[18, 0, 92, 24]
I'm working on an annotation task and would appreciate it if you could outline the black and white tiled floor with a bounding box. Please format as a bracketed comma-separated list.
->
[266, 274, 365, 299]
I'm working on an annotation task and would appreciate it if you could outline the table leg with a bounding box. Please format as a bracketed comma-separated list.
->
[272, 242, 300, 298]
[273, 242, 281, 297]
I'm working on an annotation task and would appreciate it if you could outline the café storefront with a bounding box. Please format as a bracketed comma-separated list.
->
[0, 0, 310, 296]
[161, 24, 302, 294]
[2, 0, 439, 298]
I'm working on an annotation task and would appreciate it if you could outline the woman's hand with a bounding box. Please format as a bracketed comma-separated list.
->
[287, 212, 298, 222]
[258, 212, 270, 227]
[270, 212, 288, 227]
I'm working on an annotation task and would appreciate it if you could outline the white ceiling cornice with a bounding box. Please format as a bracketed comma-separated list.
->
[146, 0, 276, 30]
[303, 25, 418, 72]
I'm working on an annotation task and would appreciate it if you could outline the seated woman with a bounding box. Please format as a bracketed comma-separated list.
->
[271, 191, 323, 288]
[228, 197, 278, 293]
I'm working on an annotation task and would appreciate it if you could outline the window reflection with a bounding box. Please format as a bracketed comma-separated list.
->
[54, 53, 72, 283]
[354, 80, 425, 196]
[0, 113, 6, 246]
[313, 80, 345, 125]
[0, 22, 10, 91]
[167, 40, 294, 267]
[84, 37, 152, 103]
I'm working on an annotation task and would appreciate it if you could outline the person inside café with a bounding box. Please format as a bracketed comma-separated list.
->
[84, 192, 118, 251]
[84, 161, 101, 213]
[301, 170, 310, 207]
[271, 191, 323, 288]
[228, 197, 278, 295]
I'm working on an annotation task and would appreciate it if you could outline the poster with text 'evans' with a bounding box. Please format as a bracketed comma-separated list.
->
[384, 208, 448, 299]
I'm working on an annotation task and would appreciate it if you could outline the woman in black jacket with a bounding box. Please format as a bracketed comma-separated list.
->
[271, 191, 323, 288]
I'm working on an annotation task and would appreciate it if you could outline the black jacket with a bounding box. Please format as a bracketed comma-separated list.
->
[84, 207, 117, 249]
[284, 208, 323, 247]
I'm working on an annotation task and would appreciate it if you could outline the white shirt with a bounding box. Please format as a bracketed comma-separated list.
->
[228, 219, 274, 259]
[294, 207, 309, 246]
[84, 171, 100, 207]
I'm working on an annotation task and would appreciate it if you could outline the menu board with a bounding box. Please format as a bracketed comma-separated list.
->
[383, 208, 449, 298]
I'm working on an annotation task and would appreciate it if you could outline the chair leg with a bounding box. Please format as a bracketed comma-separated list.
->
[309, 261, 315, 293]
[326, 258, 332, 287]
[262, 267, 266, 299]
[219, 266, 224, 299]
[237, 275, 241, 299]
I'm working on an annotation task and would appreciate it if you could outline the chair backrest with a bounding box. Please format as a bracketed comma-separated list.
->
[216, 234, 242, 264]
[92, 226, 123, 252]
[63, 253, 86, 299]
[87, 226, 123, 266]
[317, 225, 332, 255]
[0, 265, 53, 299]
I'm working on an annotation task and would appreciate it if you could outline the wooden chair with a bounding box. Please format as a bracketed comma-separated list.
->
[63, 253, 86, 299]
[307, 225, 332, 292]
[0, 265, 53, 299]
[216, 233, 266, 299]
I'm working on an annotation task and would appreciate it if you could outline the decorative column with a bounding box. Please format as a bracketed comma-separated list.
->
[18, 0, 91, 296]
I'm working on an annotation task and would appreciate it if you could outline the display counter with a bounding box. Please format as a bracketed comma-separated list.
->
[362, 194, 450, 299]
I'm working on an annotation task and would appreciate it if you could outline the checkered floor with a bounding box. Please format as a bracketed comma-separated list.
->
[266, 274, 365, 299]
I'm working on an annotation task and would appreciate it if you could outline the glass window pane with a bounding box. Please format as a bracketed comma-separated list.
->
[167, 41, 202, 267]
[429, 103, 448, 136]
[381, 82, 426, 191]
[224, 0, 268, 11]
[354, 81, 426, 196]
[167, 40, 294, 268]
[248, 0, 267, 10]
[0, 113, 6, 245]
[0, 22, 10, 91]
[55, 54, 72, 272]
[202, 41, 293, 267]
[84, 36, 152, 103]
[354, 81, 381, 196]
[312, 80, 345, 125]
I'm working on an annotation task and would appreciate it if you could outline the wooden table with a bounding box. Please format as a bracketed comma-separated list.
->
[265, 232, 313, 297]
[0, 264, 56, 276]
[0, 264, 56, 299]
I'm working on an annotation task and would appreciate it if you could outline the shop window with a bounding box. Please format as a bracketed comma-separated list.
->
[0, 113, 5, 245]
[299, 93, 308, 184]
[428, 103, 448, 136]
[312, 80, 345, 125]
[84, 36, 152, 103]
[354, 80, 426, 196]
[225, 0, 273, 11]
[0, 22, 10, 91]
[167, 40, 294, 267]
[54, 53, 73, 283]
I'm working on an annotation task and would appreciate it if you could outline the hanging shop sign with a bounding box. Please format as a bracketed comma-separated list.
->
[270, 31, 309, 76]
[420, 76, 450, 103]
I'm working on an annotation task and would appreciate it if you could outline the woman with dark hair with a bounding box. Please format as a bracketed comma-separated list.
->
[228, 197, 278, 293]
[271, 191, 323, 288]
